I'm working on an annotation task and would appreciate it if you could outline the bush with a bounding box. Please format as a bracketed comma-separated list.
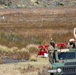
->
[26, 44, 39, 53]
[29, 56, 37, 61]
[57, 2, 64, 6]
[0, 59, 3, 64]
[10, 50, 30, 60]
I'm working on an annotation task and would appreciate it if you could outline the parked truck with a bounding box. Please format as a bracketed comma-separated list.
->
[48, 28, 76, 75]
[48, 48, 76, 75]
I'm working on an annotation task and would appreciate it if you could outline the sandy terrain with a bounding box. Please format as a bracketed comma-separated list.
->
[0, 57, 49, 75]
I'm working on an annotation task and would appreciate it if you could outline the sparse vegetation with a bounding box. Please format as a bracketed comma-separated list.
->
[0, 6, 75, 75]
[56, 2, 64, 6]
[52, 31, 74, 43]
[29, 56, 37, 61]
[0, 32, 45, 48]
[0, 8, 75, 47]
[26, 44, 39, 53]
[0, 1, 75, 75]
[0, 45, 31, 61]
[0, 0, 76, 8]
[0, 55, 49, 75]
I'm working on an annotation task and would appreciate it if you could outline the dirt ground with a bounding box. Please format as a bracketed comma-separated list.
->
[0, 57, 49, 75]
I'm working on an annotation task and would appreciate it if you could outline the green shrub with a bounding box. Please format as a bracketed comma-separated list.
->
[56, 2, 64, 6]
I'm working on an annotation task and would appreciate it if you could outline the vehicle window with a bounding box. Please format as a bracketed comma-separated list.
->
[58, 52, 76, 60]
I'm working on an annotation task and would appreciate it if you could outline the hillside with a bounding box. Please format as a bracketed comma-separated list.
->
[0, 7, 76, 47]
[0, 0, 76, 8]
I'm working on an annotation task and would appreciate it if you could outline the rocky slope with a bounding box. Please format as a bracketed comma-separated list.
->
[0, 0, 76, 8]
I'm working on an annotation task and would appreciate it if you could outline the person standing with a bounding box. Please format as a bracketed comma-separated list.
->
[50, 38, 55, 48]
[48, 38, 55, 63]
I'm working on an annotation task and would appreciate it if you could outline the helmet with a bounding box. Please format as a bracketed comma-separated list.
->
[69, 39, 75, 42]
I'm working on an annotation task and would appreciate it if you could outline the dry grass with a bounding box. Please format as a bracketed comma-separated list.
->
[0, 57, 49, 75]
[0, 7, 75, 75]
[0, 8, 76, 47]
[9, 50, 30, 60]
[29, 56, 37, 61]
[26, 44, 39, 54]
[0, 8, 75, 64]
[0, 45, 31, 61]
[52, 30, 74, 43]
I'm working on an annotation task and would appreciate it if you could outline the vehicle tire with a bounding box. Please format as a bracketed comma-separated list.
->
[50, 73, 54, 75]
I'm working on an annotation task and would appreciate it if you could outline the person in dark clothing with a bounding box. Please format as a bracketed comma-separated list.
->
[69, 41, 75, 48]
[68, 39, 76, 48]
[50, 38, 55, 48]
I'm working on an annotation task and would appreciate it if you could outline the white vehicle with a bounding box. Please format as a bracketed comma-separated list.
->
[74, 28, 76, 39]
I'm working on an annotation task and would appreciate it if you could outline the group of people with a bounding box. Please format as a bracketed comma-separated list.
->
[48, 38, 76, 63]
[49, 38, 76, 49]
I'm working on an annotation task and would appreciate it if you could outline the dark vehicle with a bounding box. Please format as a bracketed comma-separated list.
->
[48, 48, 76, 75]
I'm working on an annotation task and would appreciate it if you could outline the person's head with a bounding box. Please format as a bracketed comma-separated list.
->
[51, 38, 53, 41]
[69, 39, 75, 43]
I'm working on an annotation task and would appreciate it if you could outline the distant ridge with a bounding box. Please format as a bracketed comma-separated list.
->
[0, 0, 76, 8]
